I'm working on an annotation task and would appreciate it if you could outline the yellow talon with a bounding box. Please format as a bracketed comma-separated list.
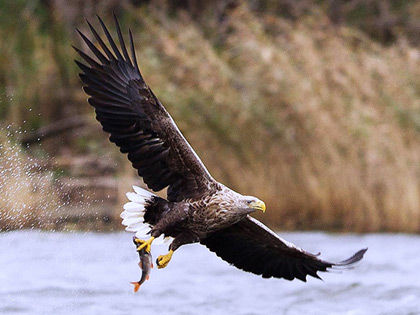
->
[156, 250, 174, 269]
[135, 237, 155, 253]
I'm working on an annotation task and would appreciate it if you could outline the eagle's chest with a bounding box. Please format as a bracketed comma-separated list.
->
[187, 197, 243, 234]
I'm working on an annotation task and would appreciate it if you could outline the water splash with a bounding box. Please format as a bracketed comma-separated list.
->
[0, 129, 64, 231]
[0, 125, 132, 233]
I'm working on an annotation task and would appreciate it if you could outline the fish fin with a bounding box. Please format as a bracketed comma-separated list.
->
[130, 281, 140, 292]
[146, 275, 150, 280]
[151, 262, 154, 269]
[139, 260, 143, 270]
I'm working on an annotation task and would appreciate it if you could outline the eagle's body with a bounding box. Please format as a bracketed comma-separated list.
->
[75, 15, 367, 282]
[188, 186, 255, 233]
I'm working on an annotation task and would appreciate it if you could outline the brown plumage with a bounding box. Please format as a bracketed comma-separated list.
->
[74, 15, 367, 282]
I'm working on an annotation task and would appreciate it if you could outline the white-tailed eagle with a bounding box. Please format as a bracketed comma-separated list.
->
[74, 15, 367, 283]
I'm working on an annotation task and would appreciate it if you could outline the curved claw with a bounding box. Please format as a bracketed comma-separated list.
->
[134, 237, 155, 253]
[156, 250, 174, 269]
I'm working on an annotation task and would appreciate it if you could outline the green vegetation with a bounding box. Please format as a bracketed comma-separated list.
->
[1, 1, 419, 232]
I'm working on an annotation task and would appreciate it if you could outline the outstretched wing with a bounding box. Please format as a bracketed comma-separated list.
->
[201, 216, 367, 281]
[74, 16, 218, 201]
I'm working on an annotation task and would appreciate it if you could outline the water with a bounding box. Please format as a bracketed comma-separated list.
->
[1, 231, 419, 315]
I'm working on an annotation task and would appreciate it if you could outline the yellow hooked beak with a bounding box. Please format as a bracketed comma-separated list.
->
[250, 200, 266, 213]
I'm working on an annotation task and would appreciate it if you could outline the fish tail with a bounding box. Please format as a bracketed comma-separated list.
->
[130, 281, 141, 292]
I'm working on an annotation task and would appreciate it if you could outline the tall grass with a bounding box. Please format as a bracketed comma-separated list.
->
[0, 2, 419, 232]
[0, 0, 79, 129]
[126, 5, 420, 232]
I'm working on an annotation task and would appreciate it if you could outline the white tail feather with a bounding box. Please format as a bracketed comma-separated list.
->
[123, 202, 144, 211]
[132, 185, 154, 197]
[121, 186, 153, 236]
[121, 185, 172, 245]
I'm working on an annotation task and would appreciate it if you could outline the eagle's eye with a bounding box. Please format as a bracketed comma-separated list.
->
[246, 200, 253, 204]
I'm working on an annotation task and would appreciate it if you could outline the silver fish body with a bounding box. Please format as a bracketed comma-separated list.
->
[131, 237, 153, 292]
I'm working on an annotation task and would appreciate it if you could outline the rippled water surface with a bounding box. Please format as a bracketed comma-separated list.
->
[1, 231, 419, 314]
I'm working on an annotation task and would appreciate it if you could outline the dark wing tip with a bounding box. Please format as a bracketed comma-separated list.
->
[312, 272, 323, 281]
[96, 14, 124, 60]
[75, 27, 83, 37]
[76, 26, 109, 64]
[335, 248, 368, 267]
[113, 13, 132, 65]
[128, 28, 141, 75]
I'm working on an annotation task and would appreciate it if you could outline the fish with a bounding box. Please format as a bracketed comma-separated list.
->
[130, 236, 153, 292]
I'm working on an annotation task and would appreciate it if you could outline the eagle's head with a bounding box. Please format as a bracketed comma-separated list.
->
[242, 196, 266, 213]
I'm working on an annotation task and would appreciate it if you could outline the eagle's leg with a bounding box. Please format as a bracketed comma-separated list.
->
[156, 232, 199, 269]
[134, 237, 155, 253]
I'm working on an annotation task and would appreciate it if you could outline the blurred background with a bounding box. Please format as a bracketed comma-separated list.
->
[1, 0, 420, 234]
[1, 2, 420, 314]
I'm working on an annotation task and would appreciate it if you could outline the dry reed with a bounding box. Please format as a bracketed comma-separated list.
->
[1, 3, 419, 232]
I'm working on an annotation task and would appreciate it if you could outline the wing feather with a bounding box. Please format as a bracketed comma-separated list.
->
[201, 216, 367, 281]
[75, 16, 219, 201]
